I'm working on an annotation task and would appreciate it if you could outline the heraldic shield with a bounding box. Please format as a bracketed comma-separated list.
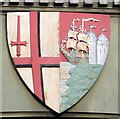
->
[7, 11, 110, 113]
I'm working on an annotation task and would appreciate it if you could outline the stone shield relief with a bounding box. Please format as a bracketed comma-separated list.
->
[7, 11, 110, 113]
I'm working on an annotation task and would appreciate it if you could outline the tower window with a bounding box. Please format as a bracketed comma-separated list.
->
[100, 49, 101, 54]
[104, 49, 106, 53]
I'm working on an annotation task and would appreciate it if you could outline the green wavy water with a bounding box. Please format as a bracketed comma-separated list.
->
[60, 64, 103, 112]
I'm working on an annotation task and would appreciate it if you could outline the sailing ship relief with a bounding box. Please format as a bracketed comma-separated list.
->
[7, 12, 110, 113]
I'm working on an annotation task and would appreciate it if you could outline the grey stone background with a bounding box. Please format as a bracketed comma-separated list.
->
[0, 12, 2, 117]
[0, 13, 119, 117]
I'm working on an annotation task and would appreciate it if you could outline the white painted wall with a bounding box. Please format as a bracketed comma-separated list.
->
[97, 34, 109, 65]
[40, 12, 60, 57]
[87, 31, 97, 64]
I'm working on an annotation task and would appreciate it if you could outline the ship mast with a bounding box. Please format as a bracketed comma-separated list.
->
[69, 18, 80, 52]
[80, 18, 100, 58]
[70, 18, 80, 32]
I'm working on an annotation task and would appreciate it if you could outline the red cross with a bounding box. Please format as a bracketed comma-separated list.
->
[10, 16, 27, 57]
[13, 12, 60, 101]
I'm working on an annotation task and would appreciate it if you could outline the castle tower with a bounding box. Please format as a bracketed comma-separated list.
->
[97, 29, 109, 65]
[87, 25, 97, 64]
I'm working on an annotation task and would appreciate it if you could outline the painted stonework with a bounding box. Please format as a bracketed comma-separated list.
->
[7, 12, 110, 113]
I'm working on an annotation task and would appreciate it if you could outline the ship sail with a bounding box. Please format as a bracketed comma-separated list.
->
[66, 30, 78, 50]
[60, 17, 100, 64]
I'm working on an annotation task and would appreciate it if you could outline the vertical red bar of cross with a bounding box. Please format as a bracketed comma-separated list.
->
[30, 11, 43, 100]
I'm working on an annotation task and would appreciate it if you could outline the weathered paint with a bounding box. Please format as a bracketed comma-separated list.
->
[30, 11, 43, 100]
[1, 10, 119, 118]
[7, 12, 61, 101]
[7, 11, 111, 113]
[7, 12, 31, 58]
[40, 12, 60, 57]
[60, 63, 103, 112]
[17, 68, 34, 93]
[42, 68, 60, 113]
